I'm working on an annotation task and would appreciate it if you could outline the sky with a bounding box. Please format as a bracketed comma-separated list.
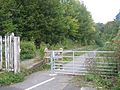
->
[80, 0, 120, 24]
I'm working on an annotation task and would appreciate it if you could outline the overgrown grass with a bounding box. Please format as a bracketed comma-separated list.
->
[72, 46, 119, 90]
[21, 64, 50, 76]
[0, 64, 50, 86]
[0, 72, 24, 86]
[72, 75, 94, 88]
[73, 74, 119, 90]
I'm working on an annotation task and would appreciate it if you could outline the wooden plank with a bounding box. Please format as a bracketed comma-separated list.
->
[0, 36, 2, 69]
[14, 37, 17, 73]
[5, 35, 8, 70]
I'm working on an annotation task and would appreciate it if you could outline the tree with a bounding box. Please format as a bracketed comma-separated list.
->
[0, 0, 96, 47]
[62, 0, 96, 45]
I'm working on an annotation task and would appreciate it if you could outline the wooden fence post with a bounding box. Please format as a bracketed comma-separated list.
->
[9, 33, 14, 70]
[5, 35, 8, 71]
[59, 48, 63, 59]
[14, 37, 20, 74]
[0, 36, 2, 70]
[44, 48, 49, 63]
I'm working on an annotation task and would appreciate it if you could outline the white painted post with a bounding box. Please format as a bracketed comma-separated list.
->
[73, 51, 75, 74]
[49, 51, 57, 76]
[17, 37, 20, 73]
[5, 35, 8, 71]
[9, 35, 12, 70]
[44, 48, 48, 63]
[0, 36, 2, 70]
[9, 33, 14, 70]
[14, 37, 17, 73]
[14, 37, 20, 73]
[7, 36, 10, 71]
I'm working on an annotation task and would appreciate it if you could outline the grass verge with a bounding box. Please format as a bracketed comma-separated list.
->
[0, 64, 50, 86]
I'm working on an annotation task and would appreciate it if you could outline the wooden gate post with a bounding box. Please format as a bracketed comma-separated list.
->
[59, 48, 63, 59]
[14, 37, 20, 73]
[44, 48, 49, 63]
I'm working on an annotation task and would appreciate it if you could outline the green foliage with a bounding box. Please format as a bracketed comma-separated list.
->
[91, 29, 120, 90]
[20, 41, 36, 60]
[50, 39, 74, 49]
[0, 0, 95, 46]
[112, 72, 120, 90]
[21, 64, 50, 76]
[39, 42, 49, 59]
[62, 0, 95, 45]
[95, 21, 120, 45]
[0, 72, 24, 86]
[85, 74, 94, 82]
[100, 28, 120, 51]
[0, 63, 50, 86]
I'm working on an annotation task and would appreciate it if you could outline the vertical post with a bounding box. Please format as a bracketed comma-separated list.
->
[0, 36, 2, 69]
[50, 51, 53, 74]
[17, 37, 20, 73]
[5, 35, 8, 71]
[9, 33, 14, 70]
[14, 37, 20, 73]
[59, 48, 63, 58]
[44, 48, 48, 63]
[7, 36, 10, 71]
[9, 35, 12, 70]
[52, 51, 55, 74]
[49, 51, 57, 76]
[59, 48, 63, 69]
[14, 37, 17, 73]
[73, 51, 75, 74]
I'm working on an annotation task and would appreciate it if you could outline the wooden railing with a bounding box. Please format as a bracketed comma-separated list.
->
[44, 48, 63, 63]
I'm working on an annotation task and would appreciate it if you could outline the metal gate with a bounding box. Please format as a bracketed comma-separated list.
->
[47, 50, 117, 76]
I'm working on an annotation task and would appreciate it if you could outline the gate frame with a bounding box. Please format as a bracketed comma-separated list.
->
[45, 49, 117, 76]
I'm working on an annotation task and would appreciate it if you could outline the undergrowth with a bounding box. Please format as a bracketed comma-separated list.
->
[0, 64, 50, 86]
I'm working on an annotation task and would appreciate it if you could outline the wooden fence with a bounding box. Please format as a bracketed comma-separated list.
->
[44, 48, 63, 63]
[0, 33, 20, 73]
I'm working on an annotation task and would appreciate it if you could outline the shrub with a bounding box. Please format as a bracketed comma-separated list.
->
[50, 43, 63, 50]
[39, 42, 49, 59]
[0, 72, 24, 86]
[20, 41, 36, 60]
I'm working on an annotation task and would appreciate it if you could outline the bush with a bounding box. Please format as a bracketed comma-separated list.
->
[0, 63, 50, 86]
[0, 72, 24, 86]
[39, 42, 49, 59]
[50, 43, 64, 50]
[20, 41, 36, 60]
[49, 39, 81, 50]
